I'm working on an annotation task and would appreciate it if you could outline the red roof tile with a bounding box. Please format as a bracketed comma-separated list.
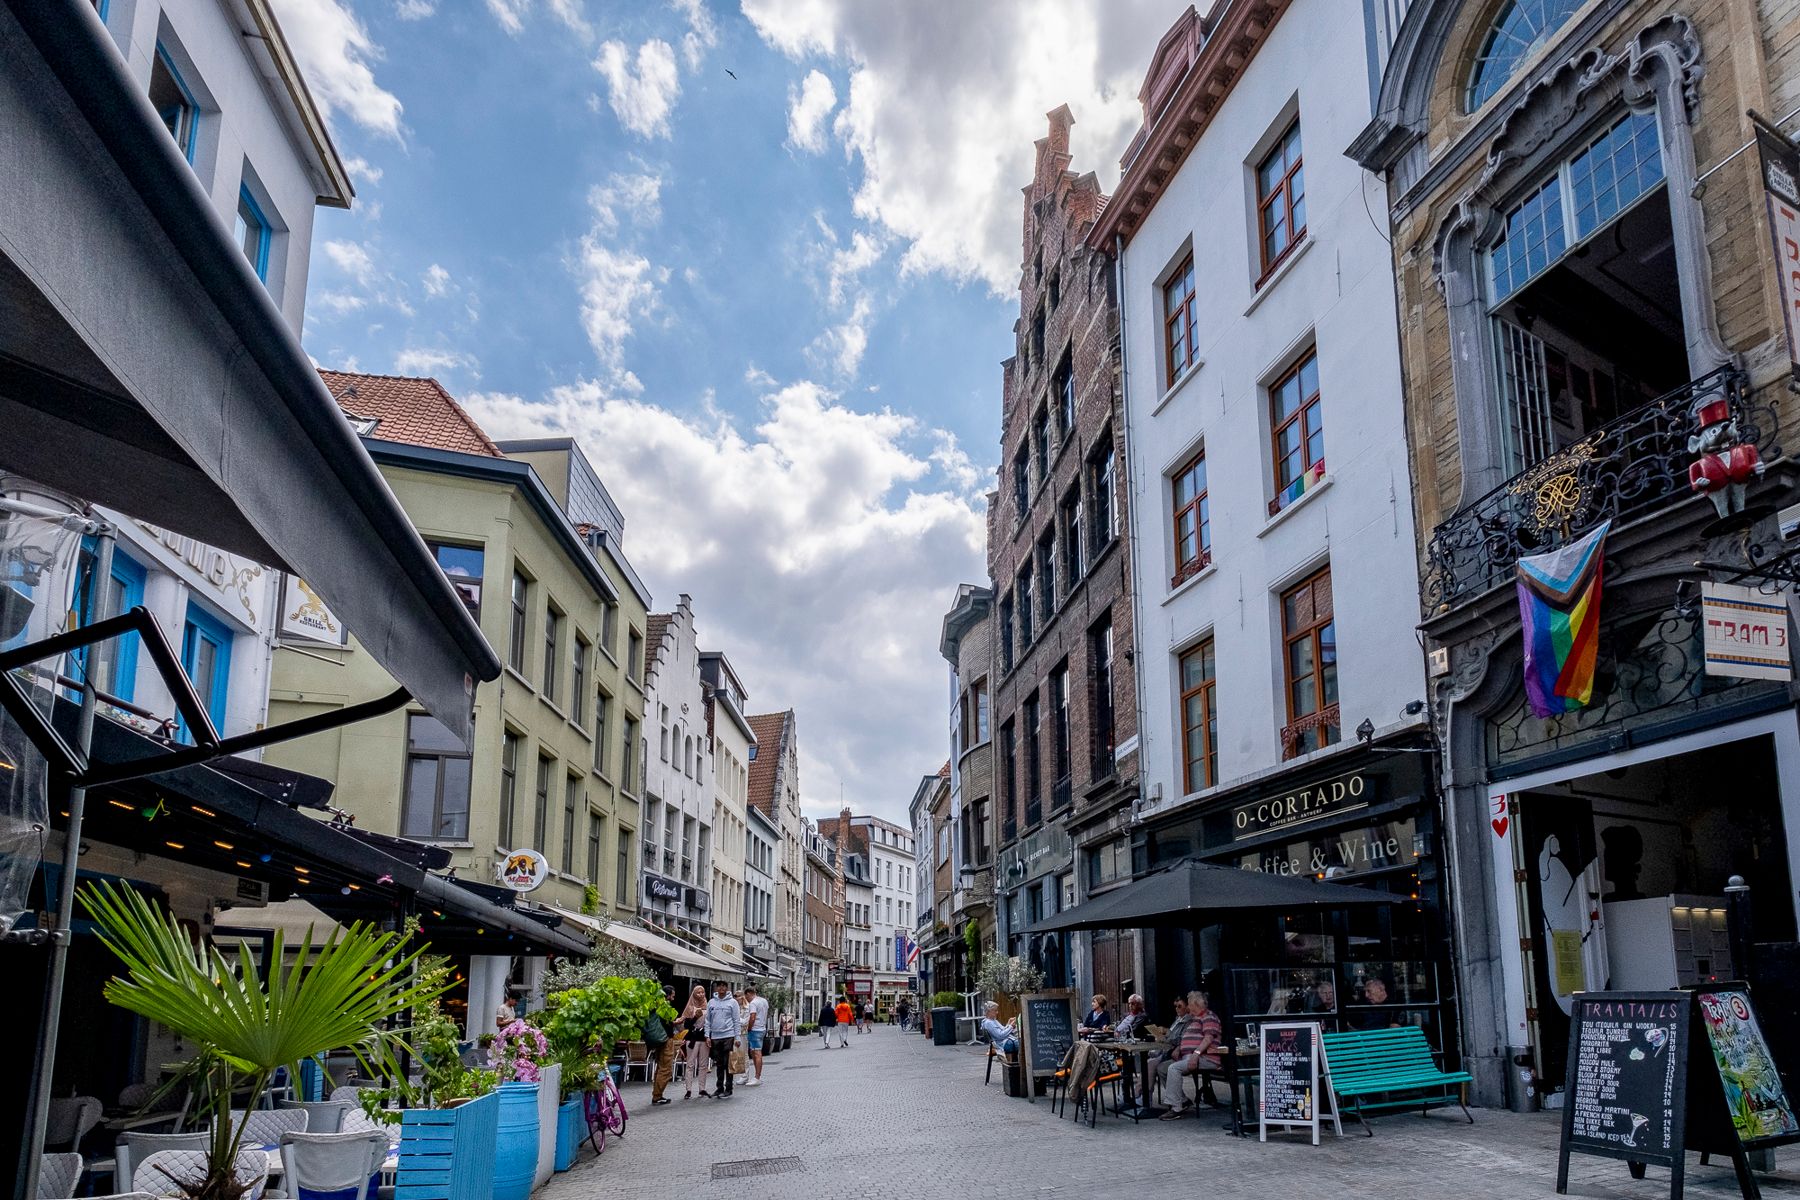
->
[319, 369, 503, 457]
[645, 613, 672, 668]
[747, 711, 791, 818]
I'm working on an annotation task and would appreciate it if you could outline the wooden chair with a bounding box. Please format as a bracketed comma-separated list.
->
[623, 1040, 651, 1083]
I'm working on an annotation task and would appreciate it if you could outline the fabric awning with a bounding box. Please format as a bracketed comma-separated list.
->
[583, 916, 729, 975]
[0, 2, 498, 737]
[1024, 857, 1402, 935]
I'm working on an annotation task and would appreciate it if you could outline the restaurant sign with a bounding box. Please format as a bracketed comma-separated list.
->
[1701, 581, 1792, 682]
[496, 847, 549, 892]
[1234, 817, 1419, 880]
[1756, 122, 1800, 374]
[1000, 821, 1073, 886]
[1232, 770, 1370, 841]
[643, 873, 682, 903]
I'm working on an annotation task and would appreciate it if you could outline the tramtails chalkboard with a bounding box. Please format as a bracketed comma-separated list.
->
[1258, 1021, 1341, 1145]
[1557, 987, 1798, 1199]
[1018, 989, 1077, 1106]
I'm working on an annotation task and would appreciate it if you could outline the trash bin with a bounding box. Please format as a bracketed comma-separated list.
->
[931, 1006, 957, 1046]
[1002, 1058, 1026, 1098]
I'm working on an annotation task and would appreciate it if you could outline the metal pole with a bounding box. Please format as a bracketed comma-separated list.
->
[1725, 874, 1755, 984]
[19, 525, 113, 1200]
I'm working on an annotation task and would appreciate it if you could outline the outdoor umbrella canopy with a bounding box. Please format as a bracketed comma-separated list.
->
[1023, 858, 1401, 935]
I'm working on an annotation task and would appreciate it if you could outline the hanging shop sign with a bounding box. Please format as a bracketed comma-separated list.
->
[1234, 817, 1419, 880]
[1000, 821, 1072, 886]
[1700, 582, 1792, 682]
[642, 873, 682, 903]
[1757, 122, 1800, 375]
[496, 847, 549, 892]
[1232, 771, 1369, 840]
[279, 575, 345, 645]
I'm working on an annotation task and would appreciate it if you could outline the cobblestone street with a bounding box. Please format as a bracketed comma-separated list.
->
[539, 1027, 1800, 1200]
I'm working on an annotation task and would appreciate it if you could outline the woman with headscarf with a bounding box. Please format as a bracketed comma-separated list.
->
[679, 984, 711, 1099]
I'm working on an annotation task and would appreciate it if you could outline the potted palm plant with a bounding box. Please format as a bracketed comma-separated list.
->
[81, 880, 442, 1200]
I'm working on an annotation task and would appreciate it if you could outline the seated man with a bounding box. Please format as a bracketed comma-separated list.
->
[1149, 995, 1191, 1085]
[1114, 993, 1150, 1039]
[978, 1001, 1018, 1056]
[1159, 991, 1223, 1118]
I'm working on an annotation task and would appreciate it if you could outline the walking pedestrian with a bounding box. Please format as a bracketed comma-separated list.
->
[704, 980, 742, 1098]
[743, 984, 769, 1087]
[833, 995, 853, 1047]
[679, 984, 709, 1099]
[645, 985, 678, 1106]
[817, 995, 837, 1047]
[896, 996, 912, 1032]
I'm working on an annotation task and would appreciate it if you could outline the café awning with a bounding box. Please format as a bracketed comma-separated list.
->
[0, 1, 498, 738]
[574, 915, 728, 976]
[1024, 858, 1401, 935]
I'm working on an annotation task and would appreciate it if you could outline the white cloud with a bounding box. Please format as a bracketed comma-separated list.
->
[315, 291, 368, 315]
[342, 155, 383, 185]
[588, 170, 664, 234]
[594, 39, 682, 139]
[574, 240, 664, 368]
[824, 225, 883, 306]
[394, 0, 435, 17]
[786, 69, 837, 153]
[323, 239, 379, 287]
[393, 347, 478, 376]
[670, 0, 718, 70]
[743, 0, 1176, 293]
[268, 0, 403, 140]
[422, 264, 452, 297]
[484, 0, 527, 33]
[809, 294, 871, 377]
[461, 374, 985, 817]
[547, 0, 591, 37]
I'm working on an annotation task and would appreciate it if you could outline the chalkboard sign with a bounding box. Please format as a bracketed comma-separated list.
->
[1018, 989, 1077, 1104]
[1259, 1021, 1340, 1144]
[1557, 992, 1690, 1196]
[1693, 986, 1800, 1148]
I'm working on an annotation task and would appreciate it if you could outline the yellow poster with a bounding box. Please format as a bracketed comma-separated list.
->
[1550, 929, 1585, 995]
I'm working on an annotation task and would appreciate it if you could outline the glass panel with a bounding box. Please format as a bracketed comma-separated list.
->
[409, 713, 463, 752]
[1569, 111, 1664, 239]
[439, 758, 471, 836]
[1488, 175, 1567, 302]
[1468, 0, 1583, 110]
[403, 759, 438, 838]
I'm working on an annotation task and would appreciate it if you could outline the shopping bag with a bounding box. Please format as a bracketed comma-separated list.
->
[730, 1044, 748, 1074]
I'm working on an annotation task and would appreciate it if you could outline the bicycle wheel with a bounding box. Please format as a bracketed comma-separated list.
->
[600, 1078, 628, 1136]
[583, 1088, 607, 1154]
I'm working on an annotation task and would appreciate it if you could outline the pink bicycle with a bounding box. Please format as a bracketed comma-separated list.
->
[583, 1072, 628, 1153]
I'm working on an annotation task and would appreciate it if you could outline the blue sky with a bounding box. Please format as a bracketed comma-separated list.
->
[275, 0, 1180, 820]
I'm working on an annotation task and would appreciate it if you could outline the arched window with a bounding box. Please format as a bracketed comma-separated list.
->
[1466, 0, 1582, 111]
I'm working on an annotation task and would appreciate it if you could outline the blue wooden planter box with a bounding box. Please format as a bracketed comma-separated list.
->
[395, 1092, 499, 1200]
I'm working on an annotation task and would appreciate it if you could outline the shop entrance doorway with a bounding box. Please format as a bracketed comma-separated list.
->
[1510, 733, 1793, 1095]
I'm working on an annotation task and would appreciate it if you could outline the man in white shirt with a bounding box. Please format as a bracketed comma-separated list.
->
[704, 981, 742, 1097]
[743, 984, 770, 1087]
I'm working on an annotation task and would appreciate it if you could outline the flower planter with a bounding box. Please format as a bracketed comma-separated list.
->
[534, 1063, 561, 1191]
[492, 1082, 540, 1200]
[394, 1090, 499, 1200]
[553, 1097, 582, 1171]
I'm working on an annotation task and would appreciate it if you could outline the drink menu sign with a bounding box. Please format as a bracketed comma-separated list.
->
[1694, 987, 1799, 1146]
[1258, 1021, 1340, 1144]
[1018, 989, 1077, 1104]
[1557, 993, 1688, 1194]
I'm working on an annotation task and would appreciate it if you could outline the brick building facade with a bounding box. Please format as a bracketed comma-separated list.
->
[989, 107, 1137, 989]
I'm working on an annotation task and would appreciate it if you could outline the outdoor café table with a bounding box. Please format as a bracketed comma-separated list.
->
[1222, 1044, 1259, 1138]
[1087, 1038, 1170, 1122]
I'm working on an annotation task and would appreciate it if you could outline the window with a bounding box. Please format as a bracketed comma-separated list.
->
[999, 593, 1015, 673]
[499, 731, 520, 846]
[1269, 350, 1325, 514]
[1089, 438, 1116, 548]
[1256, 120, 1306, 274]
[1467, 0, 1582, 110]
[149, 44, 199, 162]
[73, 544, 144, 700]
[660, 707, 670, 762]
[1055, 354, 1076, 439]
[1023, 691, 1042, 828]
[1017, 564, 1034, 647]
[235, 187, 271, 281]
[1061, 485, 1085, 582]
[430, 542, 483, 621]
[1032, 308, 1046, 364]
[1179, 640, 1218, 793]
[1038, 527, 1057, 618]
[1012, 447, 1029, 514]
[617, 828, 633, 905]
[563, 774, 580, 874]
[1034, 404, 1051, 485]
[588, 812, 604, 884]
[1280, 566, 1339, 756]
[1049, 268, 1062, 309]
[535, 754, 553, 848]
[601, 602, 618, 658]
[571, 636, 588, 724]
[594, 691, 610, 774]
[628, 629, 644, 684]
[973, 677, 990, 743]
[543, 607, 561, 704]
[178, 603, 233, 743]
[1171, 450, 1211, 585]
[1163, 254, 1198, 385]
[402, 714, 471, 840]
[1051, 662, 1071, 805]
[622, 717, 639, 792]
[1089, 616, 1116, 777]
[1000, 720, 1017, 841]
[1086, 837, 1129, 891]
[509, 569, 528, 674]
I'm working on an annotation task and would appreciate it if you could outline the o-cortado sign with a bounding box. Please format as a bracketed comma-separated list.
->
[1232, 771, 1369, 841]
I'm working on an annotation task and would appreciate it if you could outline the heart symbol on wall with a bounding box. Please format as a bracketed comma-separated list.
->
[1491, 815, 1510, 839]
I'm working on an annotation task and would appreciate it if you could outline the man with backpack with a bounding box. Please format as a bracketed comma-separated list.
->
[644, 985, 678, 1106]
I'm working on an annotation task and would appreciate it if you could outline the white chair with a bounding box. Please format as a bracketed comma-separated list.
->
[277, 1131, 386, 1200]
[327, 1085, 367, 1105]
[45, 1096, 103, 1150]
[115, 1131, 208, 1192]
[338, 1108, 402, 1153]
[276, 1099, 350, 1134]
[228, 1108, 309, 1148]
[133, 1149, 268, 1200]
[37, 1152, 82, 1199]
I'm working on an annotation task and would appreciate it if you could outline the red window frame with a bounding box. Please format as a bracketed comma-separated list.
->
[1256, 120, 1306, 278]
[1163, 254, 1197, 387]
[1171, 451, 1210, 586]
[1179, 639, 1217, 793]
[1268, 350, 1324, 516]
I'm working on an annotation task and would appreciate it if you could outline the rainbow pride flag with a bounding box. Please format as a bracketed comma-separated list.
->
[1516, 521, 1609, 718]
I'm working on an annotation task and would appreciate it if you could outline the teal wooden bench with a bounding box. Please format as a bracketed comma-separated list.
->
[1321, 1026, 1472, 1136]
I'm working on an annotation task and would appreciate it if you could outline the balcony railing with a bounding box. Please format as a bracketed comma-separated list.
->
[1280, 703, 1340, 761]
[1424, 368, 1774, 610]
[1051, 775, 1072, 813]
[1024, 796, 1042, 828]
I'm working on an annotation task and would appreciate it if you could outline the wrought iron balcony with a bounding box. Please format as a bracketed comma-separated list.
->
[1280, 703, 1340, 761]
[1051, 775, 1072, 813]
[1423, 368, 1773, 611]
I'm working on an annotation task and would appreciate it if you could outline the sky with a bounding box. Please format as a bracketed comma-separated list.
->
[272, 0, 1183, 822]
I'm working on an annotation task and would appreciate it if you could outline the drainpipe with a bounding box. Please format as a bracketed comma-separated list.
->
[20, 518, 113, 1200]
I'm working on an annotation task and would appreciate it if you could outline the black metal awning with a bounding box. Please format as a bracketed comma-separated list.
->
[0, 1, 499, 738]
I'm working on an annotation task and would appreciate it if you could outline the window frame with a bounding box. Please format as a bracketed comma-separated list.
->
[1088, 615, 1116, 778]
[542, 605, 562, 705]
[235, 186, 272, 281]
[429, 541, 484, 622]
[1465, 0, 1583, 112]
[1268, 348, 1325, 516]
[499, 730, 520, 847]
[401, 713, 473, 842]
[1179, 639, 1218, 794]
[563, 773, 580, 874]
[1171, 449, 1212, 586]
[1089, 438, 1117, 550]
[178, 601, 234, 744]
[150, 42, 200, 163]
[571, 634, 589, 725]
[509, 569, 529, 674]
[1163, 253, 1198, 386]
[1256, 119, 1307, 278]
[1279, 565, 1339, 756]
[535, 753, 554, 849]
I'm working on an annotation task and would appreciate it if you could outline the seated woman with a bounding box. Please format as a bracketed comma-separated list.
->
[1159, 991, 1223, 1118]
[1081, 994, 1113, 1033]
[1149, 995, 1190, 1085]
[978, 1001, 1019, 1055]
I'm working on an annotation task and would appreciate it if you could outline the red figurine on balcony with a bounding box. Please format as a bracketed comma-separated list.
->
[1688, 390, 1764, 523]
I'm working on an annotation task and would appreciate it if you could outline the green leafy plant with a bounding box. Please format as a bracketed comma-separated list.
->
[931, 990, 962, 1009]
[542, 936, 658, 991]
[761, 982, 795, 1020]
[580, 883, 601, 916]
[963, 919, 982, 969]
[976, 954, 1043, 999]
[539, 976, 676, 1099]
[82, 881, 443, 1200]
